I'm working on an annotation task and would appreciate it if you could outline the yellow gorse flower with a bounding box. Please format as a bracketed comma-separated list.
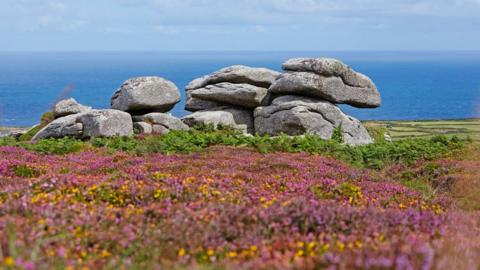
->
[3, 256, 15, 266]
[295, 250, 304, 257]
[101, 249, 111, 258]
[227, 251, 238, 258]
[178, 248, 187, 257]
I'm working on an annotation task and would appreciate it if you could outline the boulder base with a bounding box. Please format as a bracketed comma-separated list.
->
[133, 113, 189, 134]
[254, 96, 373, 145]
[182, 107, 253, 133]
[133, 122, 153, 135]
[78, 110, 133, 138]
[32, 114, 84, 140]
[32, 110, 133, 140]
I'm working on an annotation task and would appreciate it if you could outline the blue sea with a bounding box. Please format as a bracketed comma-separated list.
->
[1, 51, 479, 127]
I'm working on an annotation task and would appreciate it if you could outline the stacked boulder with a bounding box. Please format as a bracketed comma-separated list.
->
[111, 77, 188, 135]
[182, 58, 380, 145]
[269, 58, 381, 108]
[255, 58, 381, 145]
[33, 77, 188, 140]
[34, 97, 133, 140]
[182, 65, 280, 133]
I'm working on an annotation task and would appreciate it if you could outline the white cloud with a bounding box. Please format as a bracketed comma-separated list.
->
[5, 0, 480, 31]
[140, 0, 480, 17]
[5, 0, 88, 32]
[253, 25, 267, 33]
[153, 24, 178, 34]
[39, 15, 53, 26]
[1, 0, 479, 50]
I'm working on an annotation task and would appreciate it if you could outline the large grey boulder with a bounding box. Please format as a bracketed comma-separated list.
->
[79, 110, 133, 138]
[186, 65, 280, 91]
[270, 58, 381, 108]
[132, 113, 189, 135]
[34, 109, 134, 140]
[111, 77, 181, 114]
[53, 98, 92, 118]
[182, 107, 253, 133]
[254, 95, 373, 145]
[190, 83, 269, 108]
[32, 114, 84, 140]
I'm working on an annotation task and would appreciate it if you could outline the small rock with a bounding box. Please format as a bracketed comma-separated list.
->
[183, 111, 235, 129]
[0, 130, 26, 139]
[133, 122, 153, 135]
[133, 113, 189, 133]
[384, 133, 392, 142]
[182, 106, 253, 133]
[152, 125, 170, 135]
[53, 98, 92, 118]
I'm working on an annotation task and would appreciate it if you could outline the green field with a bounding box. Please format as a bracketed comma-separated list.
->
[365, 119, 480, 141]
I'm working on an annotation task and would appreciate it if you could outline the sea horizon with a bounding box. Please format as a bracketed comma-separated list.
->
[1, 50, 480, 127]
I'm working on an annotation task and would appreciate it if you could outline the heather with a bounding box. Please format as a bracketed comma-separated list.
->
[0, 140, 473, 269]
[0, 128, 477, 269]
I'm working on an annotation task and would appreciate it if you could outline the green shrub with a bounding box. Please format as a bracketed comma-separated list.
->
[19, 111, 56, 141]
[12, 164, 43, 178]
[0, 192, 7, 203]
[40, 111, 55, 124]
[401, 179, 434, 198]
[1, 128, 465, 169]
[331, 125, 344, 143]
[365, 124, 389, 142]
[91, 137, 138, 152]
[19, 125, 43, 142]
[25, 137, 86, 155]
[0, 136, 17, 146]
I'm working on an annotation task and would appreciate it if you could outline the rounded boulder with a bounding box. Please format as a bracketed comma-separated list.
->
[111, 77, 181, 114]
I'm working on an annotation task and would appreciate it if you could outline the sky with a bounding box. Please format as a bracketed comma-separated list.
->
[1, 0, 480, 51]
